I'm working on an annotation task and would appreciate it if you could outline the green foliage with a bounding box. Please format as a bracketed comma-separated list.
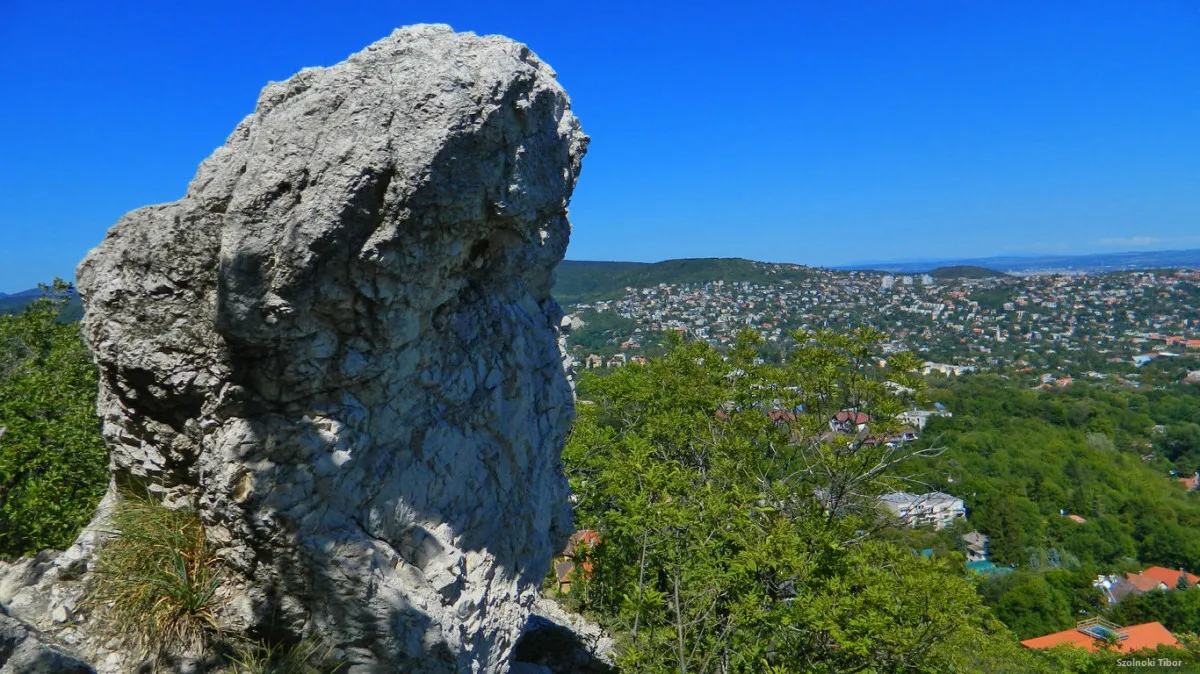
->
[1107, 587, 1200, 635]
[977, 569, 1103, 640]
[569, 310, 641, 353]
[904, 376, 1200, 640]
[911, 377, 1200, 570]
[967, 287, 1017, 311]
[87, 492, 222, 659]
[0, 279, 107, 557]
[563, 329, 1038, 672]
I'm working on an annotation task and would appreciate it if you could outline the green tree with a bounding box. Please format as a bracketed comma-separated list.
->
[564, 329, 1036, 672]
[982, 495, 1025, 566]
[981, 572, 1074, 640]
[0, 280, 107, 557]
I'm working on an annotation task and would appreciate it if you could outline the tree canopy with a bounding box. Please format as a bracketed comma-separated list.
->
[563, 330, 1040, 672]
[0, 280, 107, 557]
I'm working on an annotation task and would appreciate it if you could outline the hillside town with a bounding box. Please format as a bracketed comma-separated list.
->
[563, 264, 1200, 385]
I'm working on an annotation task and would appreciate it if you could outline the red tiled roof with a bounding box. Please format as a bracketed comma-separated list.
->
[1124, 572, 1169, 594]
[833, 410, 871, 425]
[564, 529, 600, 557]
[1021, 622, 1178, 653]
[1138, 566, 1200, 588]
[767, 409, 797, 423]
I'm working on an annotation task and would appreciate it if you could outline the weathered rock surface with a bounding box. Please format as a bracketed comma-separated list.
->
[65, 24, 584, 672]
[0, 606, 94, 674]
[511, 598, 615, 673]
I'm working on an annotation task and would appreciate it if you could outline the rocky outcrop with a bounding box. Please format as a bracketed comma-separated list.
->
[0, 607, 94, 674]
[65, 24, 584, 672]
[511, 598, 615, 673]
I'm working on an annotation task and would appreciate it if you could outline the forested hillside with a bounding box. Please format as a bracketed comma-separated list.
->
[914, 376, 1200, 570]
[0, 287, 83, 320]
[928, 265, 1007, 279]
[901, 376, 1200, 641]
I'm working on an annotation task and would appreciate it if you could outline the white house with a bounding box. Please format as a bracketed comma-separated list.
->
[879, 491, 966, 530]
[897, 407, 953, 430]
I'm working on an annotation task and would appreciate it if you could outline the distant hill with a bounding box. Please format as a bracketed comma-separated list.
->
[552, 258, 815, 304]
[0, 288, 82, 320]
[842, 248, 1200, 274]
[927, 265, 1006, 279]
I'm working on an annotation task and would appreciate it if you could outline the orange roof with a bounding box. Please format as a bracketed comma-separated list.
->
[1021, 622, 1178, 653]
[563, 529, 600, 557]
[1125, 572, 1168, 593]
[1138, 566, 1200, 587]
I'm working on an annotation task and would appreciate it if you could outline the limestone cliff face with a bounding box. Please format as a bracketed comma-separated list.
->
[74, 24, 585, 672]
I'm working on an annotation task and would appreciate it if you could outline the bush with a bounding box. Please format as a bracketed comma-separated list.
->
[0, 280, 108, 557]
[86, 493, 221, 658]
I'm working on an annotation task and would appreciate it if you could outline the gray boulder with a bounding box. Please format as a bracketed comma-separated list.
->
[72, 24, 585, 672]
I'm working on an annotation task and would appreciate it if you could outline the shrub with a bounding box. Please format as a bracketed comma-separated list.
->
[86, 492, 221, 658]
[0, 280, 108, 557]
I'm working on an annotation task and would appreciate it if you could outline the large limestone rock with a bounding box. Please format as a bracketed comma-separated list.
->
[72, 24, 586, 672]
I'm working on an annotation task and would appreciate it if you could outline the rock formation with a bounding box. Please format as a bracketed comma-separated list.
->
[0, 607, 95, 674]
[29, 24, 585, 672]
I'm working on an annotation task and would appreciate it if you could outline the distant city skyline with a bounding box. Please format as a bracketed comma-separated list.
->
[2, 1, 1197, 291]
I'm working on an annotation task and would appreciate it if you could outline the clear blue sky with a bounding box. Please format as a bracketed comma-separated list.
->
[1, 1, 1198, 292]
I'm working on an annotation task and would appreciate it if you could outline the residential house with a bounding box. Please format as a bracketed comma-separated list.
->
[922, 362, 977, 376]
[1131, 566, 1200, 590]
[1123, 573, 1169, 595]
[1094, 575, 1143, 604]
[830, 410, 871, 434]
[879, 491, 966, 530]
[897, 407, 952, 430]
[1020, 619, 1178, 654]
[886, 428, 920, 446]
[962, 531, 989, 563]
[554, 530, 601, 594]
[1095, 566, 1200, 603]
[1179, 473, 1199, 491]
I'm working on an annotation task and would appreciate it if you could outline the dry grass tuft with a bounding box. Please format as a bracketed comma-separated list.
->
[227, 637, 345, 674]
[86, 492, 222, 659]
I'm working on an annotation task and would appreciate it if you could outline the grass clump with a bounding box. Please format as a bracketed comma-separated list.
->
[227, 638, 345, 674]
[87, 492, 222, 658]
